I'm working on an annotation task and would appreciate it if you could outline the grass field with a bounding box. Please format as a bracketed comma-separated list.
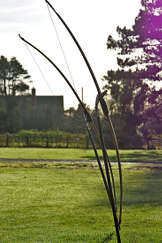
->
[0, 147, 162, 162]
[0, 161, 162, 242]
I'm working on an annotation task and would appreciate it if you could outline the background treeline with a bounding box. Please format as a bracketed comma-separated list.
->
[0, 105, 161, 150]
[0, 97, 161, 149]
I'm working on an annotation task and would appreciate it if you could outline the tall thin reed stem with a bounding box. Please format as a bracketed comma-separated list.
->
[19, 4, 123, 240]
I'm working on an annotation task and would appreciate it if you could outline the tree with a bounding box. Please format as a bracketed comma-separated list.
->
[103, 0, 162, 148]
[0, 56, 31, 96]
[140, 94, 162, 148]
[64, 104, 90, 134]
[0, 56, 32, 132]
[0, 102, 7, 132]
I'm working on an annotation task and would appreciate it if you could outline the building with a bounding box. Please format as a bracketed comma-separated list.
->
[0, 95, 64, 131]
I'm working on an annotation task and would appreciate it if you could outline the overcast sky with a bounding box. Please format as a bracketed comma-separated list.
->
[0, 0, 142, 109]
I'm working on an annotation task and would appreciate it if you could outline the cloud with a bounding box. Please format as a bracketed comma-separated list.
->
[0, 0, 33, 9]
[0, 0, 46, 32]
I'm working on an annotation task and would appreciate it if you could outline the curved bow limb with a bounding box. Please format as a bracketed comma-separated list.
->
[44, 0, 101, 95]
[18, 34, 113, 206]
[45, 0, 123, 228]
[18, 35, 85, 114]
[18, 36, 120, 234]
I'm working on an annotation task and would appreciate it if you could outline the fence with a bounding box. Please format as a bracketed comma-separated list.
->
[0, 134, 93, 149]
[151, 138, 162, 150]
[0, 134, 161, 149]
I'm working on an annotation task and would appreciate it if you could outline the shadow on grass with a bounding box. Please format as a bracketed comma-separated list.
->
[122, 150, 162, 162]
[81, 150, 162, 162]
[124, 166, 162, 206]
[89, 165, 162, 209]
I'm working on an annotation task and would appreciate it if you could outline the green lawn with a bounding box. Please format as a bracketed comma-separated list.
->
[0, 162, 162, 242]
[0, 147, 162, 162]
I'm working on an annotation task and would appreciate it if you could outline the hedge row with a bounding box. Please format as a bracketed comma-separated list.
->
[0, 130, 93, 149]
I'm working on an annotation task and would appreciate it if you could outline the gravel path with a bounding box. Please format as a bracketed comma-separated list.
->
[0, 158, 162, 164]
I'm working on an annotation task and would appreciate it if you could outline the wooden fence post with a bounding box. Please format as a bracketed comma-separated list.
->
[6, 135, 9, 147]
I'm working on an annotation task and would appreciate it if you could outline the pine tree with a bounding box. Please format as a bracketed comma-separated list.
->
[103, 0, 162, 148]
[0, 56, 31, 96]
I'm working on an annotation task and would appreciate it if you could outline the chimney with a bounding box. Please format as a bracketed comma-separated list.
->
[31, 87, 36, 96]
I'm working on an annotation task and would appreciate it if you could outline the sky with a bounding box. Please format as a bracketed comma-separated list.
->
[0, 0, 142, 109]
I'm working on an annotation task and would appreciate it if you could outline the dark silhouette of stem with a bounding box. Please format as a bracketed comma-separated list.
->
[19, 12, 121, 238]
[45, 0, 123, 228]
[19, 33, 112, 202]
[44, 0, 101, 94]
[95, 99, 121, 243]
